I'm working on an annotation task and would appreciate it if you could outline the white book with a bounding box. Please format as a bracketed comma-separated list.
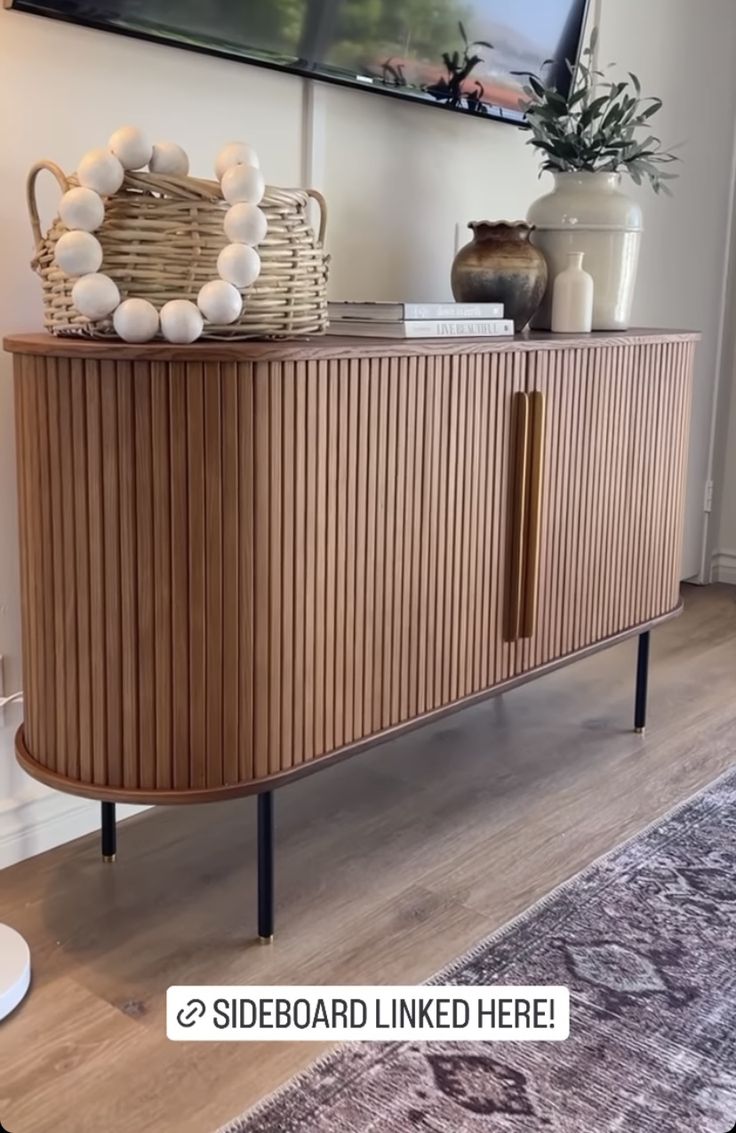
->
[326, 318, 515, 339]
[328, 301, 504, 322]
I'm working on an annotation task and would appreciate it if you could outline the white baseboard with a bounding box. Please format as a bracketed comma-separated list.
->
[0, 791, 149, 870]
[711, 549, 736, 585]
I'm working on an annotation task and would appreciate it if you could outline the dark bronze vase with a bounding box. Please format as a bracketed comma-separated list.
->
[451, 221, 548, 332]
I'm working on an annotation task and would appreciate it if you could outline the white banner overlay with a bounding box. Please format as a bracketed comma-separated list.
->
[167, 985, 569, 1042]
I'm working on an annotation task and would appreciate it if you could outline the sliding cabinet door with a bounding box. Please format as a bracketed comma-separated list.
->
[511, 340, 693, 676]
[248, 348, 526, 775]
[338, 348, 526, 728]
[412, 348, 526, 710]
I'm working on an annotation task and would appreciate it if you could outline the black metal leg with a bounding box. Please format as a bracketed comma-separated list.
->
[634, 631, 650, 735]
[101, 801, 116, 862]
[257, 792, 274, 943]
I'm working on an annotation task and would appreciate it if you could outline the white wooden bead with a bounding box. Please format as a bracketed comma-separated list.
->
[71, 273, 121, 319]
[221, 164, 265, 206]
[197, 279, 243, 324]
[59, 187, 105, 232]
[54, 231, 103, 276]
[108, 125, 152, 171]
[77, 148, 125, 195]
[223, 203, 268, 246]
[217, 244, 261, 289]
[160, 299, 204, 344]
[149, 141, 190, 176]
[215, 141, 260, 181]
[113, 298, 159, 343]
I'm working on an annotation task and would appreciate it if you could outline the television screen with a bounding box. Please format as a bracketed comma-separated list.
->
[10, 0, 590, 124]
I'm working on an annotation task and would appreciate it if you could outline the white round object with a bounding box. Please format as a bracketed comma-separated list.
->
[223, 203, 268, 246]
[149, 141, 190, 176]
[113, 297, 159, 343]
[0, 923, 31, 1021]
[197, 279, 243, 325]
[108, 125, 152, 171]
[59, 186, 105, 232]
[221, 163, 265, 206]
[215, 141, 260, 181]
[77, 148, 125, 195]
[217, 244, 261, 289]
[160, 299, 204, 344]
[54, 230, 103, 276]
[72, 273, 121, 320]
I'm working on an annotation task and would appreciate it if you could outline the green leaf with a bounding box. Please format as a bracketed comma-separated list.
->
[545, 89, 569, 108]
[579, 94, 610, 127]
[639, 98, 663, 120]
[567, 87, 588, 108]
[518, 50, 676, 193]
[601, 103, 625, 132]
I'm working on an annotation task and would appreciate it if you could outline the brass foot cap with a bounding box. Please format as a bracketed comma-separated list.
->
[102, 853, 116, 863]
[258, 934, 274, 945]
[635, 726, 646, 735]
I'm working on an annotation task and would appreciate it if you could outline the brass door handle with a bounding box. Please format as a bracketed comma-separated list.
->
[520, 391, 545, 639]
[506, 391, 530, 642]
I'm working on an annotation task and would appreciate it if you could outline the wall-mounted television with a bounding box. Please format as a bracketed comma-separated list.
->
[8, 0, 590, 125]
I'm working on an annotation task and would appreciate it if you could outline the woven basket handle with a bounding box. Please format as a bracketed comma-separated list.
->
[27, 160, 70, 251]
[306, 189, 328, 245]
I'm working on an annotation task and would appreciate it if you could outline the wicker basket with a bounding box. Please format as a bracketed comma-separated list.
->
[27, 160, 329, 339]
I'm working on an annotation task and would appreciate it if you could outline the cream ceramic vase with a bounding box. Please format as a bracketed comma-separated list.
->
[551, 251, 593, 333]
[527, 172, 642, 331]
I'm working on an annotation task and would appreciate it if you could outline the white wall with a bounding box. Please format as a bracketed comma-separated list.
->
[600, 0, 736, 586]
[714, 268, 736, 580]
[711, 210, 736, 584]
[2, 1, 736, 865]
[715, 398, 736, 582]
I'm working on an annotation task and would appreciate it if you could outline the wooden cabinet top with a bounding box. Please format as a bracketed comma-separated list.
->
[4, 329, 700, 365]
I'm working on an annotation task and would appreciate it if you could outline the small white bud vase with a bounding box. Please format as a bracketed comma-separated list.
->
[551, 252, 593, 333]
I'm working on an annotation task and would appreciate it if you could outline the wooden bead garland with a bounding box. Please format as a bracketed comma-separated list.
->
[55, 128, 268, 343]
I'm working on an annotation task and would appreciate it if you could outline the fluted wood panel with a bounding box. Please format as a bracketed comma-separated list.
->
[515, 340, 694, 674]
[249, 349, 524, 770]
[10, 332, 695, 802]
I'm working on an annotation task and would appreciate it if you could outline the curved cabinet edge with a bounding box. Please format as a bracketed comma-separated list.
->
[4, 331, 701, 364]
[15, 602, 683, 805]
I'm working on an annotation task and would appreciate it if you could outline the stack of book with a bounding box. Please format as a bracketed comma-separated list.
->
[326, 301, 514, 339]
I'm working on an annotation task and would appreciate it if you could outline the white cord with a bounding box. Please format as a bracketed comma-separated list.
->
[0, 692, 23, 710]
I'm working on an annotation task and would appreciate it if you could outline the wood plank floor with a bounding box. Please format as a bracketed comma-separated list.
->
[1, 583, 734, 1133]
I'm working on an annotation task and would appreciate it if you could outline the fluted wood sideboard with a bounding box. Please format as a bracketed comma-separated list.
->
[6, 329, 696, 939]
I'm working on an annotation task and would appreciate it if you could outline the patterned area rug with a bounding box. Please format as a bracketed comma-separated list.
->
[220, 768, 736, 1132]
